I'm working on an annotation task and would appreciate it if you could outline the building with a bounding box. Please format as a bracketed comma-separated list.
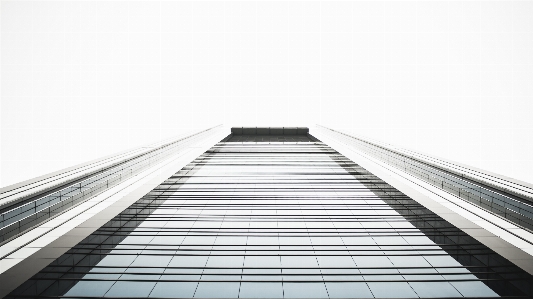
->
[1, 126, 532, 298]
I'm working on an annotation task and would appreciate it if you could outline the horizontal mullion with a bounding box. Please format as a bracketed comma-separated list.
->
[27, 278, 512, 283]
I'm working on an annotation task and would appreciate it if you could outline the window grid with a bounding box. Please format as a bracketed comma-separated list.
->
[7, 135, 532, 298]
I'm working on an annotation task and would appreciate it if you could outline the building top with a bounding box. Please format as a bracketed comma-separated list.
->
[231, 127, 309, 135]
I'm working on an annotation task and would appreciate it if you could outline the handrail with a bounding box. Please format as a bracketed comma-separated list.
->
[0, 125, 222, 243]
[316, 125, 533, 231]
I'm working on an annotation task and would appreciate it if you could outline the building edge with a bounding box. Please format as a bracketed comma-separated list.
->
[0, 126, 227, 298]
[311, 125, 533, 275]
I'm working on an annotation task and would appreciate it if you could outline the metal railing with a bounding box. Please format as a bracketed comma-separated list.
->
[0, 126, 222, 243]
[316, 125, 533, 231]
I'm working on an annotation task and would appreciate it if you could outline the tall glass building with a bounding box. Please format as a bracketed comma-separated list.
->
[1, 127, 532, 298]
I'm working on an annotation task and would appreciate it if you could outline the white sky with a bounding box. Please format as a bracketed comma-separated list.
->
[1, 0, 533, 187]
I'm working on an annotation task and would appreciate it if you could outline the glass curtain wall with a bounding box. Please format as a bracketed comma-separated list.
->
[7, 132, 532, 298]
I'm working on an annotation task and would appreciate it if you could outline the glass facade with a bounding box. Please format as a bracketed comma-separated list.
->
[7, 131, 532, 298]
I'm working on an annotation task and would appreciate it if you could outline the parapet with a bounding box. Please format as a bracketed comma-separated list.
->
[231, 127, 309, 135]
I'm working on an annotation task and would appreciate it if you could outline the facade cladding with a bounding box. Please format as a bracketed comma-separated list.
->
[5, 128, 533, 298]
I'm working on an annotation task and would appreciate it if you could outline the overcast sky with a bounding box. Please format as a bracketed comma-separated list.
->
[2, 0, 532, 187]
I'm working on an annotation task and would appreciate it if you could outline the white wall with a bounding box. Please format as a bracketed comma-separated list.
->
[2, 0, 533, 187]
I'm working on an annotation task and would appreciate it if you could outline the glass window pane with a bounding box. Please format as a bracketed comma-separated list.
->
[239, 282, 283, 298]
[105, 281, 156, 297]
[283, 283, 329, 299]
[451, 282, 499, 297]
[326, 282, 373, 298]
[409, 282, 462, 298]
[63, 281, 115, 297]
[367, 282, 418, 298]
[149, 282, 198, 298]
[194, 282, 240, 298]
